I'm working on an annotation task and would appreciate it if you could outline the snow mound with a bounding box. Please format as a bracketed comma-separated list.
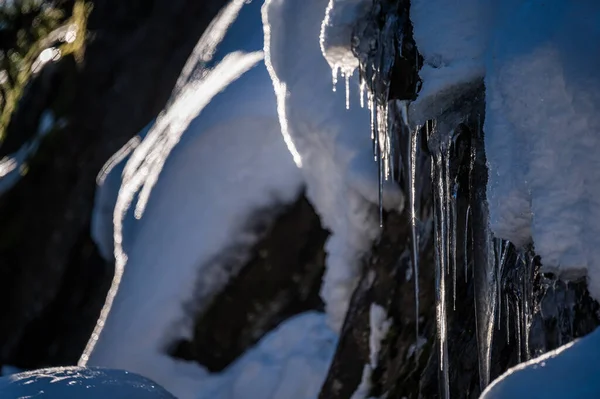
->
[196, 312, 337, 399]
[482, 327, 600, 399]
[408, 0, 600, 302]
[409, 0, 490, 125]
[0, 367, 175, 398]
[263, 0, 402, 330]
[485, 1, 600, 298]
[83, 1, 305, 397]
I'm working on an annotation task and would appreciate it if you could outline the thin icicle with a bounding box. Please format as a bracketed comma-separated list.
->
[516, 300, 522, 363]
[406, 106, 420, 344]
[451, 180, 458, 310]
[332, 66, 339, 92]
[432, 152, 450, 399]
[464, 204, 470, 283]
[359, 78, 366, 109]
[345, 73, 351, 110]
[505, 293, 510, 344]
[471, 126, 497, 392]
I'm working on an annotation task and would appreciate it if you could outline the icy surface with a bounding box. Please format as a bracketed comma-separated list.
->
[482, 327, 600, 399]
[0, 367, 175, 398]
[263, 0, 402, 330]
[485, 1, 600, 299]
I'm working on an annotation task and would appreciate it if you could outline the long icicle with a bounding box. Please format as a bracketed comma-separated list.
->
[471, 122, 497, 392]
[433, 149, 450, 399]
[407, 111, 421, 343]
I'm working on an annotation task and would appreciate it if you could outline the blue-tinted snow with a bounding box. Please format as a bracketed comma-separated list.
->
[0, 367, 175, 398]
[481, 327, 600, 399]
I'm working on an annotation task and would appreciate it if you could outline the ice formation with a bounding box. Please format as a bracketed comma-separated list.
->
[263, 0, 402, 330]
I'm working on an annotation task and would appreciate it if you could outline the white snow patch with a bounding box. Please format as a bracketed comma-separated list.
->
[408, 0, 491, 125]
[482, 326, 600, 399]
[263, 0, 402, 331]
[349, 303, 391, 399]
[350, 364, 372, 399]
[319, 0, 370, 80]
[368, 303, 391, 369]
[196, 312, 337, 399]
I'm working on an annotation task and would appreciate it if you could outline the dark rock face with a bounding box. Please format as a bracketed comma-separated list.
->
[0, 0, 230, 368]
[171, 194, 329, 372]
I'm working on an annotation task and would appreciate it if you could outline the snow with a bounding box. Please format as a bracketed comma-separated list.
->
[349, 303, 391, 399]
[0, 367, 175, 398]
[481, 326, 600, 399]
[319, 0, 370, 80]
[408, 0, 491, 126]
[408, 0, 600, 301]
[92, 132, 144, 261]
[484, 1, 600, 299]
[82, 1, 313, 397]
[368, 303, 391, 369]
[196, 312, 337, 399]
[263, 0, 403, 330]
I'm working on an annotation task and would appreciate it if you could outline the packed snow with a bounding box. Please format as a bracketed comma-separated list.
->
[349, 303, 392, 399]
[16, 0, 600, 398]
[410, 0, 600, 303]
[0, 367, 175, 398]
[481, 326, 600, 399]
[195, 312, 337, 399]
[80, 0, 322, 397]
[485, 1, 600, 300]
[263, 0, 402, 331]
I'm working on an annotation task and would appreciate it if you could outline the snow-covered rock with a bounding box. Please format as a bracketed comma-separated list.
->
[263, 0, 402, 331]
[196, 312, 337, 399]
[83, 1, 306, 397]
[484, 1, 600, 299]
[482, 327, 600, 399]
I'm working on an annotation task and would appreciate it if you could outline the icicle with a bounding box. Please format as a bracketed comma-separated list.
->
[516, 300, 522, 363]
[464, 204, 470, 283]
[359, 78, 366, 109]
[332, 66, 339, 92]
[505, 293, 510, 344]
[405, 104, 420, 344]
[345, 73, 351, 110]
[471, 125, 497, 391]
[451, 180, 458, 310]
[432, 152, 450, 399]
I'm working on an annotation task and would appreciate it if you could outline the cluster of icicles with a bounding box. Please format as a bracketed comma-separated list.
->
[326, 2, 550, 398]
